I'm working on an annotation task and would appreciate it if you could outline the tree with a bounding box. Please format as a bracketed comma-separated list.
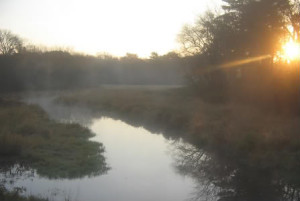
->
[150, 52, 159, 59]
[178, 0, 298, 62]
[221, 0, 292, 57]
[177, 11, 216, 56]
[0, 30, 23, 55]
[285, 0, 300, 41]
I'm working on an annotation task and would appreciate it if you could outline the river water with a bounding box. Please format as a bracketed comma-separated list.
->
[4, 94, 296, 201]
[5, 96, 195, 201]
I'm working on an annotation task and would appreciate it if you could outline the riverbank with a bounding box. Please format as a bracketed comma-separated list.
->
[2, 87, 300, 201]
[0, 97, 109, 200]
[0, 98, 108, 178]
[56, 87, 300, 200]
[57, 87, 300, 163]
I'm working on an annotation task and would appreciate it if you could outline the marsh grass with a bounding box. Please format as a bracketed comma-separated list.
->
[57, 87, 300, 166]
[57, 88, 194, 137]
[0, 98, 108, 179]
[57, 86, 300, 200]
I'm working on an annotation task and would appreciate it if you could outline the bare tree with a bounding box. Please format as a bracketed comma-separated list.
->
[177, 11, 216, 56]
[0, 30, 23, 55]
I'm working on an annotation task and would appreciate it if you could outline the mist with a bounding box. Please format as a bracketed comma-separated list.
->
[0, 51, 185, 92]
[1, 0, 300, 201]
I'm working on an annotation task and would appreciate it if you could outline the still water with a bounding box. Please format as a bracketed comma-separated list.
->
[5, 112, 195, 201]
[4, 95, 297, 201]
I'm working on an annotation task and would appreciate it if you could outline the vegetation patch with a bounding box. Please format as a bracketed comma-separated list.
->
[57, 87, 300, 165]
[0, 98, 108, 179]
[0, 186, 47, 201]
[57, 87, 300, 200]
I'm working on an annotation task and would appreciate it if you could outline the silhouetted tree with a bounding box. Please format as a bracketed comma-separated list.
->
[122, 53, 139, 60]
[150, 52, 159, 59]
[221, 0, 291, 57]
[177, 11, 216, 56]
[285, 0, 300, 41]
[178, 0, 298, 62]
[0, 30, 23, 55]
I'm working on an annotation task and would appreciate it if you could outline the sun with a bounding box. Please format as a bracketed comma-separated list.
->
[282, 38, 300, 62]
[274, 24, 300, 64]
[274, 37, 300, 64]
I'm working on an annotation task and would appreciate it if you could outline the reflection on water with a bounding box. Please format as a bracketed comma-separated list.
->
[11, 94, 300, 201]
[172, 140, 300, 201]
[2, 117, 195, 201]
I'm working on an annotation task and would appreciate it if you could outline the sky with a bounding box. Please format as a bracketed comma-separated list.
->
[0, 0, 221, 57]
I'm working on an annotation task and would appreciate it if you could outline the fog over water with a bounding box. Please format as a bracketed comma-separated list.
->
[6, 95, 196, 201]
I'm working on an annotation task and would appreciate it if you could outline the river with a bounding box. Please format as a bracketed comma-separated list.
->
[3, 93, 298, 201]
[3, 95, 195, 201]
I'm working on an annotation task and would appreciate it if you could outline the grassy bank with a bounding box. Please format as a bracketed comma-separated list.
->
[57, 86, 300, 200]
[57, 87, 300, 162]
[0, 98, 108, 179]
[57, 87, 195, 138]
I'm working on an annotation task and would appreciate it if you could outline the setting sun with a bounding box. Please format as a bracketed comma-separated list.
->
[275, 37, 300, 64]
[282, 38, 300, 62]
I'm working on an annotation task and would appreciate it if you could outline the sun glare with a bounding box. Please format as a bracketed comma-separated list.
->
[275, 38, 300, 63]
[282, 39, 300, 61]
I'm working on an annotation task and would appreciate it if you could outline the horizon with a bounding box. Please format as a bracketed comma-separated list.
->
[0, 0, 221, 58]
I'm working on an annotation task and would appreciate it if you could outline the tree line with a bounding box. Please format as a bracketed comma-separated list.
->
[0, 0, 299, 111]
[178, 0, 300, 111]
[0, 30, 185, 92]
[178, 0, 299, 61]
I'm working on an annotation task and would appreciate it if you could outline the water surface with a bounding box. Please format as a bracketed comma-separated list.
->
[5, 115, 195, 201]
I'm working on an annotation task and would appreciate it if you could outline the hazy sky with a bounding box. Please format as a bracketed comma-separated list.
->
[0, 0, 221, 57]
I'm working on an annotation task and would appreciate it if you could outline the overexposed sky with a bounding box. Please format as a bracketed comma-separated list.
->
[0, 0, 221, 57]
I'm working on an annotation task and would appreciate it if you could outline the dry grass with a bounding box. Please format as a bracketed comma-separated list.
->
[0, 99, 108, 179]
[57, 87, 300, 154]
